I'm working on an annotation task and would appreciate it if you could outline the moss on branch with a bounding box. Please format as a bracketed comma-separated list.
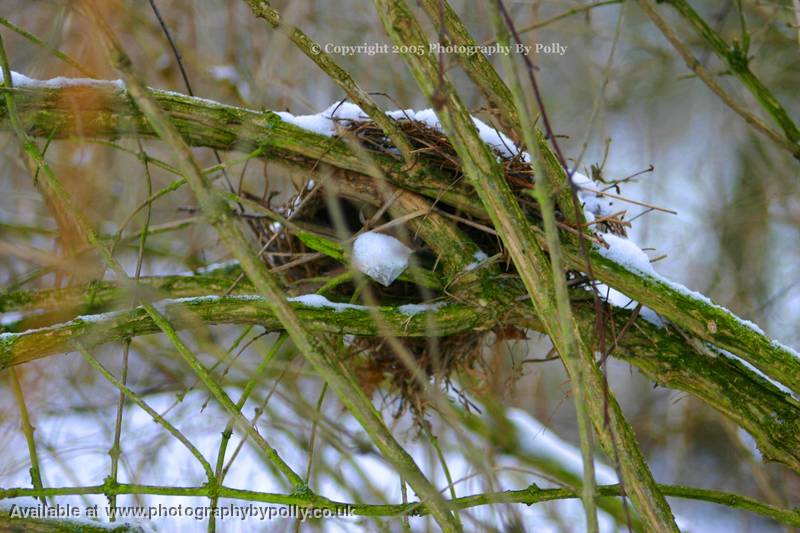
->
[2, 81, 800, 477]
[3, 83, 794, 396]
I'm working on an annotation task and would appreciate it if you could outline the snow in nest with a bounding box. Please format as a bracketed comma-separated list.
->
[0, 70, 124, 90]
[351, 231, 412, 287]
[571, 171, 617, 222]
[275, 105, 618, 225]
[386, 108, 525, 160]
[276, 102, 526, 160]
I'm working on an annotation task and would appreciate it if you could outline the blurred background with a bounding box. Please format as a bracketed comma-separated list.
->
[1, 0, 798, 531]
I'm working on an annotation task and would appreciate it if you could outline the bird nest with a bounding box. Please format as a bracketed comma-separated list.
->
[236, 113, 633, 419]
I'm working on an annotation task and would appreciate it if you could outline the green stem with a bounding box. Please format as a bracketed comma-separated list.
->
[370, 1, 677, 529]
[143, 308, 307, 489]
[75, 343, 216, 480]
[489, 5, 599, 531]
[665, 0, 800, 147]
[242, 0, 418, 166]
[207, 330, 285, 531]
[637, 0, 800, 158]
[0, 16, 97, 77]
[0, 482, 798, 526]
[86, 9, 459, 531]
[418, 0, 579, 224]
[8, 369, 47, 505]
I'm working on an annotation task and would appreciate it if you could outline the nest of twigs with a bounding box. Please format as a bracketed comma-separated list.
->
[236, 113, 631, 419]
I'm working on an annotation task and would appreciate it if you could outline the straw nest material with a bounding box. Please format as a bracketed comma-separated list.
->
[238, 114, 632, 419]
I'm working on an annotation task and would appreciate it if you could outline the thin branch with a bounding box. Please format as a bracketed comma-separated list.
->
[83, 5, 459, 529]
[637, 0, 800, 158]
[8, 369, 46, 505]
[0, 482, 798, 526]
[665, 0, 800, 148]
[0, 16, 98, 77]
[371, 1, 678, 529]
[75, 343, 216, 480]
[489, 3, 599, 530]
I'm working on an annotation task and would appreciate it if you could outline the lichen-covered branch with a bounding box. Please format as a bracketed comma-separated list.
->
[3, 279, 800, 473]
[371, 1, 678, 528]
[0, 295, 483, 368]
[0, 84, 480, 216]
[89, 10, 460, 526]
[2, 82, 794, 397]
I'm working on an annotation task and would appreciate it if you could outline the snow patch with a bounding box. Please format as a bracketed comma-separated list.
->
[277, 102, 529, 161]
[597, 232, 655, 276]
[397, 301, 445, 315]
[0, 70, 124, 90]
[351, 232, 412, 287]
[505, 407, 619, 484]
[464, 250, 489, 272]
[714, 346, 798, 400]
[1, 311, 24, 326]
[571, 171, 617, 222]
[594, 230, 799, 352]
[287, 294, 367, 312]
[276, 102, 368, 137]
[596, 231, 784, 341]
[387, 108, 524, 160]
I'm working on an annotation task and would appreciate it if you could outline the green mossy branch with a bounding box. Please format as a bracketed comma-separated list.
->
[371, 0, 676, 528]
[0, 295, 481, 368]
[3, 276, 800, 472]
[2, 82, 794, 398]
[0, 84, 479, 216]
[2, 81, 800, 475]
